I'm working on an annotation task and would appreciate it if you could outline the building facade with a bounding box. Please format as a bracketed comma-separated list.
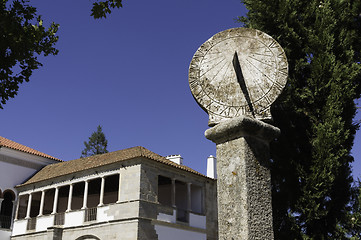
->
[1, 137, 217, 240]
[0, 136, 61, 240]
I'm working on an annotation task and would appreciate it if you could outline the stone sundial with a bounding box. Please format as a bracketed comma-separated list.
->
[189, 27, 288, 126]
[189, 28, 288, 239]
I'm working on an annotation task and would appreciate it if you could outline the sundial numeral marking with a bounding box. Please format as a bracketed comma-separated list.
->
[195, 89, 206, 99]
[189, 80, 199, 89]
[268, 41, 278, 49]
[277, 52, 285, 59]
[278, 67, 288, 76]
[219, 106, 230, 116]
[273, 80, 284, 91]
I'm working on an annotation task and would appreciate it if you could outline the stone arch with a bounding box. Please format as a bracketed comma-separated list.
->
[2, 189, 15, 201]
[75, 235, 101, 240]
[0, 189, 15, 228]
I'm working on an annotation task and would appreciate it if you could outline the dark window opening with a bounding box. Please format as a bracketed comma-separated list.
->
[158, 176, 172, 206]
[72, 182, 85, 210]
[87, 179, 101, 208]
[191, 185, 203, 214]
[17, 195, 28, 220]
[43, 189, 55, 215]
[57, 186, 69, 213]
[29, 192, 41, 218]
[104, 174, 119, 204]
[175, 180, 188, 222]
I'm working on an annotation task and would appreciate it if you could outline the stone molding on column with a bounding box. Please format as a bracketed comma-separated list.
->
[205, 115, 280, 144]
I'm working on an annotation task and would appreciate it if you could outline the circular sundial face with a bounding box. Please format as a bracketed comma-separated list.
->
[188, 28, 288, 126]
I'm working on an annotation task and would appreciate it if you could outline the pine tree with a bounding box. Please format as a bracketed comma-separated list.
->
[238, 0, 361, 238]
[81, 125, 108, 158]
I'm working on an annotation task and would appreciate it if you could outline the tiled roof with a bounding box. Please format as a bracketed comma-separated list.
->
[19, 146, 207, 187]
[0, 136, 61, 162]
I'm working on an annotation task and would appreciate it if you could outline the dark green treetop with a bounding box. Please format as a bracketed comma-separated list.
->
[0, 0, 59, 109]
[81, 125, 108, 158]
[239, 0, 361, 238]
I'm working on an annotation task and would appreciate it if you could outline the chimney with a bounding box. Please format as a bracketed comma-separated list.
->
[207, 155, 217, 179]
[166, 155, 183, 165]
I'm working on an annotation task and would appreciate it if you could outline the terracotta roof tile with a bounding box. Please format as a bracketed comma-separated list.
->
[19, 146, 207, 187]
[0, 136, 61, 162]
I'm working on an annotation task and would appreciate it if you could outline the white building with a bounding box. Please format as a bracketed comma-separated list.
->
[0, 136, 218, 240]
[0, 136, 62, 240]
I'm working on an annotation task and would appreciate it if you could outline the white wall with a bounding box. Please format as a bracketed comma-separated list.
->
[0, 230, 11, 240]
[0, 161, 38, 194]
[36, 215, 54, 232]
[155, 224, 206, 240]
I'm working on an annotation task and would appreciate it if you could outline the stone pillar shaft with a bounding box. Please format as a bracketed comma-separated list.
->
[205, 116, 280, 240]
[52, 187, 59, 214]
[99, 177, 105, 206]
[187, 183, 192, 211]
[14, 196, 21, 220]
[38, 190, 45, 216]
[25, 193, 32, 219]
[82, 181, 89, 209]
[171, 178, 176, 208]
[117, 173, 122, 203]
[66, 184, 73, 212]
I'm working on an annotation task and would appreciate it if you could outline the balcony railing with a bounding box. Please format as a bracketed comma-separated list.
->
[54, 213, 65, 226]
[0, 214, 11, 229]
[84, 207, 97, 222]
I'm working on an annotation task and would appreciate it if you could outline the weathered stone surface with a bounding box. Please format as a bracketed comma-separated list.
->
[206, 117, 279, 240]
[188, 28, 288, 126]
[205, 115, 280, 144]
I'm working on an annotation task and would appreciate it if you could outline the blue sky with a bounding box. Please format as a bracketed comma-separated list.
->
[1, 0, 360, 178]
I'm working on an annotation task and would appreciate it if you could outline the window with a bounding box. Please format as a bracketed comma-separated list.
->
[103, 174, 119, 204]
[158, 176, 172, 206]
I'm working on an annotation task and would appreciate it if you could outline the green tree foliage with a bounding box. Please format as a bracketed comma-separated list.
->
[91, 0, 123, 19]
[239, 0, 361, 238]
[81, 125, 108, 158]
[0, 0, 59, 109]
